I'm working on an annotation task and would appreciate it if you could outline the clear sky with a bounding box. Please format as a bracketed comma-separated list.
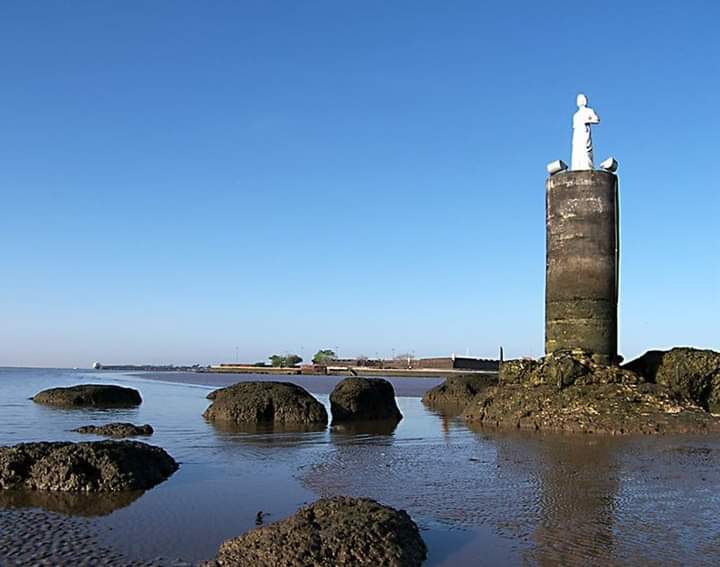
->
[1, 1, 718, 368]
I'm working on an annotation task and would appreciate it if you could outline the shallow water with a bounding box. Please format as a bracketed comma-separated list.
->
[2, 367, 720, 565]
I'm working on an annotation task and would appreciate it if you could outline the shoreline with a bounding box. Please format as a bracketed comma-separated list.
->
[125, 370, 454, 398]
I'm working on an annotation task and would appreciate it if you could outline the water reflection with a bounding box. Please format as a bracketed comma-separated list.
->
[521, 436, 619, 566]
[424, 406, 468, 438]
[207, 420, 328, 436]
[330, 419, 400, 437]
[422, 401, 468, 419]
[0, 489, 144, 517]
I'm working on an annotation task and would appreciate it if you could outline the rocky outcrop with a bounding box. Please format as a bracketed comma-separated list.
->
[464, 382, 720, 434]
[207, 497, 427, 567]
[0, 441, 178, 491]
[422, 374, 498, 411]
[203, 382, 327, 426]
[499, 351, 642, 389]
[330, 377, 402, 422]
[464, 350, 720, 434]
[32, 385, 142, 408]
[72, 423, 153, 437]
[624, 348, 720, 411]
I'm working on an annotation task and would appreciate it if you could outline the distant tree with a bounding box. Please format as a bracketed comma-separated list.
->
[356, 354, 369, 366]
[312, 349, 337, 365]
[269, 354, 303, 367]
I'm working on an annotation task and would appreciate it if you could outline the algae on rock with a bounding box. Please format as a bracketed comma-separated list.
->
[206, 496, 427, 567]
[465, 349, 720, 434]
[624, 348, 720, 412]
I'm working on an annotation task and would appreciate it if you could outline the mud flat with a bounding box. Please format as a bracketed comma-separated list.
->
[0, 508, 190, 566]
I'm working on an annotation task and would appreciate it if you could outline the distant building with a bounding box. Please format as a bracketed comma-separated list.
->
[332, 356, 498, 371]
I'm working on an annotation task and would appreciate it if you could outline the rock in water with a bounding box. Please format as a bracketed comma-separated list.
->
[203, 382, 327, 425]
[330, 377, 402, 422]
[32, 385, 142, 408]
[72, 423, 154, 437]
[422, 374, 498, 410]
[624, 348, 720, 411]
[0, 441, 178, 491]
[464, 351, 720, 434]
[207, 497, 427, 567]
[499, 351, 641, 389]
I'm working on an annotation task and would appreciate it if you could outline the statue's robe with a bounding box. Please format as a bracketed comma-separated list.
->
[571, 106, 600, 170]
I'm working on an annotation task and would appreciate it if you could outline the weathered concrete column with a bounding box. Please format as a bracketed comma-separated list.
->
[545, 170, 619, 364]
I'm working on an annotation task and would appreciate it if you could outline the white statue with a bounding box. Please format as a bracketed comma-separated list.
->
[571, 93, 600, 170]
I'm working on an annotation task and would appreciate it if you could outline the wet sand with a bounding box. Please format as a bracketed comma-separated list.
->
[0, 507, 190, 566]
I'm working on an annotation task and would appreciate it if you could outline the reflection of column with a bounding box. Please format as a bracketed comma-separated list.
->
[531, 437, 619, 566]
[441, 414, 450, 435]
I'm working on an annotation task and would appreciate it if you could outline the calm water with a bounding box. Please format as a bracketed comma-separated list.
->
[2, 367, 720, 566]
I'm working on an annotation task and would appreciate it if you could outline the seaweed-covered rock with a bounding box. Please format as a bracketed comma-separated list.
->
[207, 497, 427, 567]
[72, 423, 153, 437]
[624, 348, 720, 411]
[32, 385, 142, 408]
[500, 351, 642, 390]
[0, 441, 178, 491]
[499, 358, 540, 385]
[203, 382, 327, 425]
[463, 382, 720, 434]
[422, 374, 497, 410]
[464, 350, 720, 434]
[330, 377, 402, 422]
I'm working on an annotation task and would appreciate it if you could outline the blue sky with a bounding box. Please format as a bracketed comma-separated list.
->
[1, 1, 718, 367]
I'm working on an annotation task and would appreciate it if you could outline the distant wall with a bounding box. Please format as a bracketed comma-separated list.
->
[334, 356, 498, 371]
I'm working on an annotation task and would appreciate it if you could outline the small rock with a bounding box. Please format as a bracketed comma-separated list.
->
[32, 385, 142, 408]
[72, 423, 153, 438]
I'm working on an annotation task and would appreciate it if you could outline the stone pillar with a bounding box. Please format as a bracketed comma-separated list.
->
[545, 170, 619, 364]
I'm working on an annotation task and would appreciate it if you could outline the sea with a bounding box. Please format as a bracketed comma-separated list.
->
[1, 367, 720, 566]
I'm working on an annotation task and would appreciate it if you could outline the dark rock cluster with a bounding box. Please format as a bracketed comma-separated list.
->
[463, 348, 720, 434]
[72, 423, 154, 438]
[203, 382, 328, 426]
[206, 496, 426, 567]
[32, 385, 142, 408]
[0, 440, 178, 492]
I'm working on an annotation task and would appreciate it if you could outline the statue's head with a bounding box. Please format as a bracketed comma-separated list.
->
[576, 93, 588, 108]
